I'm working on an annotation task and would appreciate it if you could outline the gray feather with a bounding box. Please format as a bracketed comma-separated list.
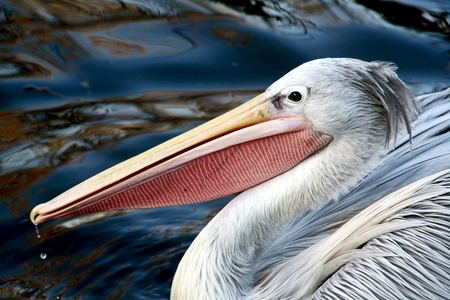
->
[250, 88, 450, 299]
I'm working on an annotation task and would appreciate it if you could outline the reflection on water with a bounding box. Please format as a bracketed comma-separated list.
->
[356, 0, 449, 34]
[0, 0, 449, 299]
[1, 0, 178, 78]
[7, 0, 449, 79]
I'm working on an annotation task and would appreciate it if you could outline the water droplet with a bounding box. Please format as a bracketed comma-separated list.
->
[35, 225, 41, 239]
[40, 253, 47, 260]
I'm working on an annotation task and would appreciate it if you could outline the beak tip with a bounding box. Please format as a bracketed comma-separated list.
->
[30, 204, 44, 225]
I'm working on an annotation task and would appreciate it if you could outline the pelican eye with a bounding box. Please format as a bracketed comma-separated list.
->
[288, 91, 303, 102]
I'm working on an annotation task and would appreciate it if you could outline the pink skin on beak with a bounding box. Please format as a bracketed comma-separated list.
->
[30, 93, 332, 224]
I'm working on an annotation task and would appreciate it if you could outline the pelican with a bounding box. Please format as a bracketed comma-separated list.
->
[31, 58, 450, 299]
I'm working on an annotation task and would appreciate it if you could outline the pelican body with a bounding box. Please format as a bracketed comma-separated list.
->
[31, 58, 450, 299]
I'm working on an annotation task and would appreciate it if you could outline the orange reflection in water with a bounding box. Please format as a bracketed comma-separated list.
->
[89, 35, 146, 56]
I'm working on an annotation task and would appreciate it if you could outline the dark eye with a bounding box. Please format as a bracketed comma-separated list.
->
[288, 91, 302, 102]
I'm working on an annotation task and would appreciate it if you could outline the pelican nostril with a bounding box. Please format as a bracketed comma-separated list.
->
[270, 92, 283, 110]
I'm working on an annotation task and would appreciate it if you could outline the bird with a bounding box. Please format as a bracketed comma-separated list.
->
[31, 58, 450, 299]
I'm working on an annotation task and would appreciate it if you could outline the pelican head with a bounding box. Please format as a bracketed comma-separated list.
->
[269, 58, 417, 146]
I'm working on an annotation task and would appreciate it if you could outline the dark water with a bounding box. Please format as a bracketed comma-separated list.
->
[0, 0, 449, 299]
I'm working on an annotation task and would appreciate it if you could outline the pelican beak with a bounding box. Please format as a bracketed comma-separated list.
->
[31, 92, 332, 225]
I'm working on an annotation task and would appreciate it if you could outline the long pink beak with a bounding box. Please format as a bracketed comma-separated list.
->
[30, 92, 332, 225]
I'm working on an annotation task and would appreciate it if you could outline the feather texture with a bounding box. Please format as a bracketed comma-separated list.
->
[172, 59, 450, 299]
[250, 88, 450, 299]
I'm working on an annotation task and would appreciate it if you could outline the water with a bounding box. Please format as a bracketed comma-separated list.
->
[0, 0, 449, 299]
